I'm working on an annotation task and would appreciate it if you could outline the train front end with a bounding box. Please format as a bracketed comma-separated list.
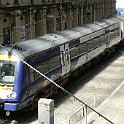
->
[0, 48, 23, 116]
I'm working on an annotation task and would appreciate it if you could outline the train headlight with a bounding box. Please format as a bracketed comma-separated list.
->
[6, 111, 10, 116]
[7, 92, 16, 99]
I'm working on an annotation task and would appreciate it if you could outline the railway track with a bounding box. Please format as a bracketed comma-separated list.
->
[0, 45, 124, 124]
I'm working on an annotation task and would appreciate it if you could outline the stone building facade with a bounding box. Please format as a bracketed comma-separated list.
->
[0, 0, 116, 44]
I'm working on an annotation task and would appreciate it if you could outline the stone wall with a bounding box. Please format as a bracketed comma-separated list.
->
[0, 0, 116, 44]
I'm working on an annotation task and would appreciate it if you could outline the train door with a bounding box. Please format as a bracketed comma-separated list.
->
[60, 43, 71, 75]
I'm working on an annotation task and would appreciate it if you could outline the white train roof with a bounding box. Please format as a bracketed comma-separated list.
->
[9, 15, 121, 58]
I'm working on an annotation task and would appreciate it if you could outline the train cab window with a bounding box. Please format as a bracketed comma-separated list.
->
[87, 40, 94, 51]
[0, 61, 16, 84]
[25, 67, 30, 85]
[70, 46, 79, 59]
[79, 42, 87, 54]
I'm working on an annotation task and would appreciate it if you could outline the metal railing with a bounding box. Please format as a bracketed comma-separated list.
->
[68, 96, 96, 124]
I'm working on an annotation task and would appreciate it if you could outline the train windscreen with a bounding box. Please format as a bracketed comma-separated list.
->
[0, 55, 17, 84]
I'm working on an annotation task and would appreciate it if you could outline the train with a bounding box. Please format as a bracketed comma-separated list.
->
[0, 14, 124, 116]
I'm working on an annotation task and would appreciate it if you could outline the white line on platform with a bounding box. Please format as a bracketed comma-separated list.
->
[86, 80, 124, 123]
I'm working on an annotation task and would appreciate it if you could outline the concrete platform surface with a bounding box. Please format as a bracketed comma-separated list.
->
[82, 80, 124, 124]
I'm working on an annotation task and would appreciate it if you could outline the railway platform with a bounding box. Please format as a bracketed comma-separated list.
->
[29, 79, 124, 124]
[81, 80, 124, 124]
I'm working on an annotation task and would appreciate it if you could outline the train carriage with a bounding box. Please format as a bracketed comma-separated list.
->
[0, 14, 124, 116]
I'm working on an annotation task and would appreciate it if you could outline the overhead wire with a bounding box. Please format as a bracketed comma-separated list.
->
[0, 44, 114, 124]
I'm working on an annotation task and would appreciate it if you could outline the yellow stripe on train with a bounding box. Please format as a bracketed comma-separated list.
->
[0, 83, 13, 90]
[0, 86, 13, 91]
[0, 55, 19, 61]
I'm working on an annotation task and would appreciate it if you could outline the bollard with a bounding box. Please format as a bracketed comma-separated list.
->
[38, 98, 54, 124]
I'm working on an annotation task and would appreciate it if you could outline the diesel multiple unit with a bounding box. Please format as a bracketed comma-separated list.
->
[0, 14, 124, 116]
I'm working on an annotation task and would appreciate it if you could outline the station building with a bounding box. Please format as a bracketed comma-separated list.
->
[0, 0, 116, 44]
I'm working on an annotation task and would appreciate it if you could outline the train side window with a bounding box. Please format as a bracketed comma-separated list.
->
[114, 28, 120, 37]
[34, 71, 39, 81]
[110, 30, 114, 40]
[70, 46, 79, 59]
[47, 55, 61, 71]
[36, 60, 49, 75]
[87, 40, 94, 51]
[79, 42, 87, 54]
[100, 34, 105, 44]
[93, 37, 100, 47]
[35, 71, 41, 79]
[25, 66, 30, 85]
[30, 68, 35, 83]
